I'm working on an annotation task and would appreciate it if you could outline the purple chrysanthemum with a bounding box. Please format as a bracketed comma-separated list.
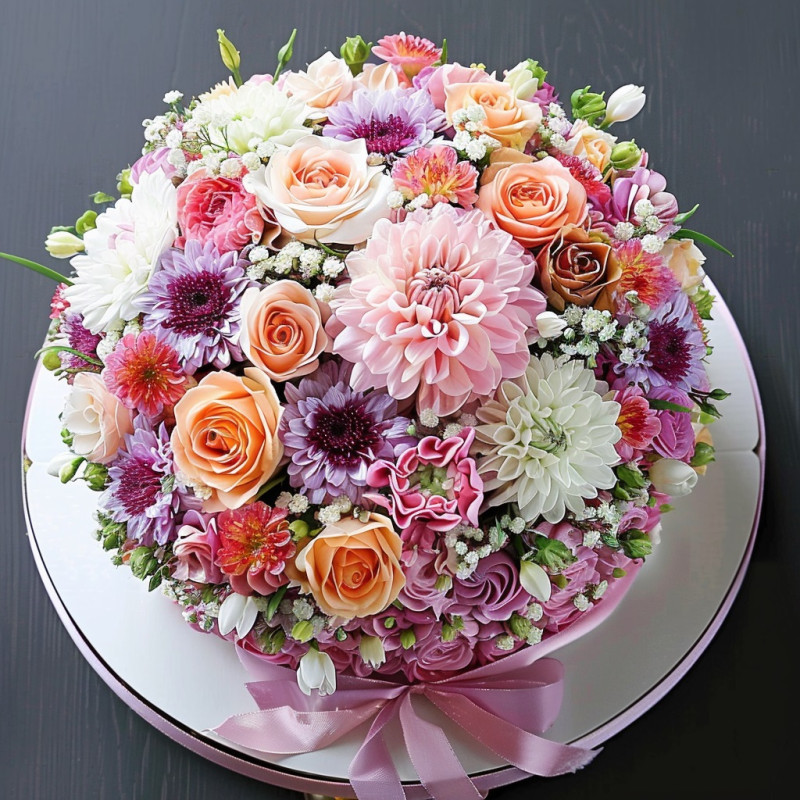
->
[101, 417, 200, 545]
[279, 360, 414, 504]
[59, 312, 102, 375]
[627, 291, 709, 392]
[136, 240, 252, 373]
[323, 88, 446, 157]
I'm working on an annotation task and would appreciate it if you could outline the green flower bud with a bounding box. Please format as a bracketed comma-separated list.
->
[59, 456, 85, 483]
[82, 462, 109, 491]
[571, 86, 606, 124]
[340, 35, 372, 76]
[552, 574, 569, 590]
[690, 442, 716, 468]
[616, 462, 647, 489]
[612, 567, 627, 579]
[335, 627, 348, 641]
[291, 620, 315, 643]
[116, 168, 133, 198]
[41, 350, 63, 371]
[399, 628, 416, 650]
[508, 612, 532, 640]
[129, 546, 158, 580]
[610, 140, 642, 170]
[441, 623, 457, 642]
[383, 616, 396, 630]
[75, 210, 98, 235]
[289, 519, 310, 540]
[620, 529, 653, 560]
[259, 627, 286, 655]
[91, 191, 115, 205]
[217, 28, 241, 74]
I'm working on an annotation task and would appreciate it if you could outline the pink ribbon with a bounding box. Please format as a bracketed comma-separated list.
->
[213, 562, 641, 800]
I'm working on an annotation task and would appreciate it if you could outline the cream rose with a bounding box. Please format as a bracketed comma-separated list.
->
[170, 369, 283, 511]
[444, 79, 542, 151]
[477, 156, 588, 249]
[354, 62, 401, 92]
[661, 239, 707, 292]
[243, 135, 394, 245]
[239, 281, 328, 381]
[565, 119, 617, 173]
[290, 513, 405, 620]
[283, 52, 355, 113]
[62, 372, 133, 464]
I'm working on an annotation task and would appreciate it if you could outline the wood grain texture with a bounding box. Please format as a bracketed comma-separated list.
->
[1, 1, 797, 797]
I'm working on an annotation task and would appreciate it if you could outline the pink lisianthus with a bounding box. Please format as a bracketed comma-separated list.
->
[328, 204, 547, 416]
[372, 32, 442, 81]
[395, 547, 455, 619]
[176, 167, 264, 253]
[423, 62, 494, 110]
[391, 145, 479, 207]
[172, 510, 224, 584]
[367, 427, 483, 533]
[611, 384, 662, 462]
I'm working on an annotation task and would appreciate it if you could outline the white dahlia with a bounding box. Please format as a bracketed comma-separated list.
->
[63, 169, 178, 334]
[473, 353, 622, 523]
[192, 80, 310, 154]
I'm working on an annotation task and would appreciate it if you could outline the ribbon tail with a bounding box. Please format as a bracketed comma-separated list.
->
[348, 699, 406, 800]
[398, 693, 484, 800]
[427, 690, 598, 777]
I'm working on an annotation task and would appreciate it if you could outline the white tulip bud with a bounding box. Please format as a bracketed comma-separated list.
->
[45, 230, 85, 259]
[519, 559, 552, 603]
[536, 311, 568, 340]
[648, 458, 698, 497]
[297, 648, 337, 696]
[604, 84, 646, 125]
[359, 635, 386, 669]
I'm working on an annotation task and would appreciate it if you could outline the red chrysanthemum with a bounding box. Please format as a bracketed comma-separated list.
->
[216, 502, 294, 578]
[103, 331, 188, 417]
[614, 239, 679, 309]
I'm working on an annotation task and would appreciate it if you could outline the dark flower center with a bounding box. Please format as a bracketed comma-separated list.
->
[307, 403, 381, 465]
[115, 458, 162, 516]
[349, 114, 418, 155]
[165, 272, 232, 337]
[648, 319, 691, 383]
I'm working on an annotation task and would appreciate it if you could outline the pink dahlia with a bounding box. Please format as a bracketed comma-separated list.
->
[372, 32, 442, 80]
[614, 239, 679, 310]
[391, 145, 479, 207]
[328, 204, 547, 416]
[103, 331, 188, 417]
[612, 384, 661, 462]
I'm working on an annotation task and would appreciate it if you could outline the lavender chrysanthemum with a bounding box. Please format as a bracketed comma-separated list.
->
[136, 239, 252, 373]
[323, 88, 446, 157]
[101, 417, 200, 546]
[279, 360, 414, 504]
[59, 312, 102, 373]
[626, 291, 708, 392]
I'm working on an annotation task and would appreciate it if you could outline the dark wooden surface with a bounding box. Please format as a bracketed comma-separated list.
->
[1, 1, 797, 797]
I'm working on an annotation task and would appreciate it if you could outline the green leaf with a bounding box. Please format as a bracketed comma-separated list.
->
[690, 442, 716, 467]
[673, 203, 700, 226]
[91, 191, 116, 204]
[265, 584, 288, 622]
[648, 398, 693, 414]
[616, 463, 647, 489]
[672, 228, 734, 258]
[0, 252, 73, 285]
[34, 344, 103, 367]
[692, 286, 715, 320]
[533, 535, 575, 571]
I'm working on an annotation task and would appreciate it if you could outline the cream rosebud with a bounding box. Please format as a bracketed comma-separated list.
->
[604, 84, 646, 125]
[648, 457, 699, 497]
[45, 230, 85, 258]
[519, 559, 552, 602]
[297, 648, 337, 696]
[536, 310, 568, 339]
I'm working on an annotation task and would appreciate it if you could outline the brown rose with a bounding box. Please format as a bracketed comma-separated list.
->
[536, 224, 621, 311]
[290, 513, 405, 620]
[170, 368, 283, 512]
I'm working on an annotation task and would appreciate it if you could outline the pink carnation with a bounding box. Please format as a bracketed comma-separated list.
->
[329, 204, 547, 416]
[176, 168, 264, 254]
[391, 145, 479, 207]
[613, 384, 661, 462]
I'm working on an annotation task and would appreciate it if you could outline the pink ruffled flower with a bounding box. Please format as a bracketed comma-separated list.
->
[176, 167, 264, 254]
[367, 427, 483, 535]
[612, 384, 661, 462]
[329, 204, 547, 416]
[391, 145, 479, 207]
[372, 32, 442, 81]
[172, 510, 224, 584]
[395, 547, 455, 619]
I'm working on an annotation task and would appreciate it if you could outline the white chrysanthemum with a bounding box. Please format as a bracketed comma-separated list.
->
[192, 81, 311, 154]
[63, 169, 178, 334]
[474, 353, 621, 523]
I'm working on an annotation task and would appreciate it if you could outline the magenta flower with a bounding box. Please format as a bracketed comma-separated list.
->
[648, 385, 696, 461]
[59, 312, 103, 376]
[606, 167, 679, 229]
[366, 427, 483, 533]
[329, 204, 547, 416]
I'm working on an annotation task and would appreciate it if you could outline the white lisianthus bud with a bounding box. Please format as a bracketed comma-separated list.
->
[519, 559, 552, 603]
[297, 648, 337, 696]
[45, 230, 85, 258]
[503, 61, 540, 100]
[217, 593, 259, 638]
[536, 311, 568, 339]
[359, 635, 386, 669]
[648, 458, 699, 497]
[604, 84, 646, 125]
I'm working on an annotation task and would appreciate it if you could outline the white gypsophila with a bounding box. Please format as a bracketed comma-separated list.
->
[63, 169, 178, 334]
[474, 353, 622, 524]
[193, 80, 310, 154]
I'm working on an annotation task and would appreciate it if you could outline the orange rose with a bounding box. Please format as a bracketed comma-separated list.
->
[170, 368, 282, 512]
[536, 224, 621, 312]
[477, 156, 588, 249]
[291, 513, 405, 620]
[239, 281, 328, 382]
[445, 79, 542, 151]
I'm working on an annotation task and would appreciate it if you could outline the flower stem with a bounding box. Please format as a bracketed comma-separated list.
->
[0, 252, 73, 285]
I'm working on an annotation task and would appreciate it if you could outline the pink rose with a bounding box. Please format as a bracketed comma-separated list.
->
[424, 62, 494, 110]
[402, 627, 475, 682]
[176, 168, 265, 253]
[172, 510, 224, 584]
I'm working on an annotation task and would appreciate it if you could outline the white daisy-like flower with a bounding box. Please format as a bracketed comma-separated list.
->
[63, 169, 178, 334]
[474, 353, 622, 523]
[192, 80, 311, 154]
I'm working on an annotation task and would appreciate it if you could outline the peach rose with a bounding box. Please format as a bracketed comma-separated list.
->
[283, 52, 355, 113]
[239, 280, 328, 382]
[565, 119, 617, 173]
[477, 156, 588, 249]
[425, 62, 494, 110]
[243, 135, 394, 245]
[170, 368, 282, 512]
[661, 239, 707, 292]
[445, 79, 542, 151]
[354, 62, 401, 92]
[291, 513, 405, 620]
[536, 224, 622, 312]
[62, 372, 134, 465]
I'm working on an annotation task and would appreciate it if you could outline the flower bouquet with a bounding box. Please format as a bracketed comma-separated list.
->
[7, 28, 731, 800]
